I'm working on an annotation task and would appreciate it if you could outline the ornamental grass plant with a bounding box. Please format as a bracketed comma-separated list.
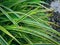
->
[0, 0, 60, 45]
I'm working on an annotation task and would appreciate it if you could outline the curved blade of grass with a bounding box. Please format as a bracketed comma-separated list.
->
[0, 7, 17, 25]
[4, 25, 60, 45]
[0, 25, 21, 45]
[1, 5, 21, 19]
[0, 35, 8, 45]
[16, 6, 40, 23]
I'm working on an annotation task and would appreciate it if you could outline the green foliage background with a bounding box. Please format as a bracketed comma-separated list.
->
[0, 0, 60, 45]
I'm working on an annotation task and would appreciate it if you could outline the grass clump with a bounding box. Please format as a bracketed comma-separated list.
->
[0, 0, 60, 45]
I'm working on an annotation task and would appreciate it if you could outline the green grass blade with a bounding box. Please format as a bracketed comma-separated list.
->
[0, 35, 8, 45]
[0, 25, 21, 45]
[0, 7, 17, 25]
